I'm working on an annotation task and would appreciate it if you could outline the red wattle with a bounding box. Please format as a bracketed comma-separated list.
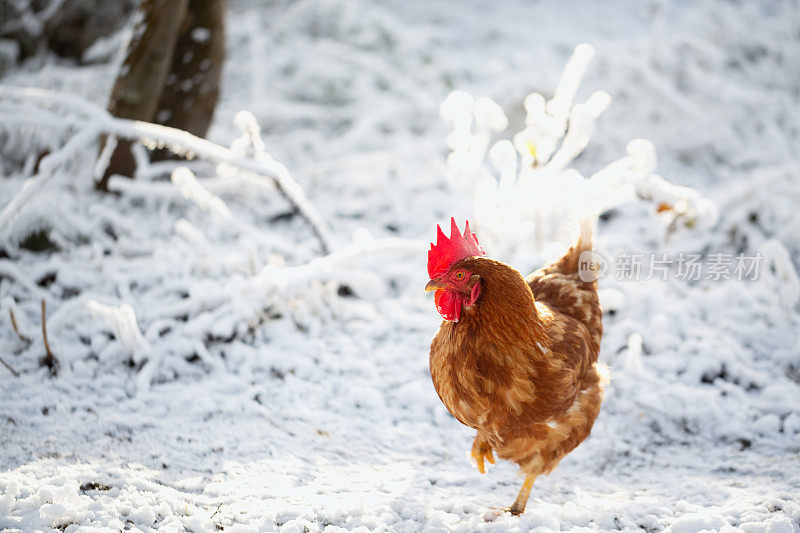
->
[434, 289, 462, 322]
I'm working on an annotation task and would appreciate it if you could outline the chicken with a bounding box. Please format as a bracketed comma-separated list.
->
[425, 218, 605, 515]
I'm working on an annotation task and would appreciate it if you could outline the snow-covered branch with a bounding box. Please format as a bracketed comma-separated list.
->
[0, 123, 101, 233]
[440, 43, 718, 262]
[0, 86, 335, 253]
[128, 231, 421, 391]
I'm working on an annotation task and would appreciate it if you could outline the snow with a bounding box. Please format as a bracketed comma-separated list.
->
[1, 0, 800, 531]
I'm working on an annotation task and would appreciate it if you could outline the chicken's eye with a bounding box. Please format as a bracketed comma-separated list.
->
[454, 271, 465, 280]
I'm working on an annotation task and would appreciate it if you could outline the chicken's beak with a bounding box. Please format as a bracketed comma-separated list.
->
[425, 279, 444, 292]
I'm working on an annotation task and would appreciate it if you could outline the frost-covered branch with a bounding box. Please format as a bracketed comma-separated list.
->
[0, 85, 429, 387]
[545, 90, 611, 172]
[24, 226, 423, 390]
[130, 231, 421, 391]
[87, 301, 150, 364]
[0, 123, 101, 233]
[177, 230, 423, 337]
[440, 43, 718, 261]
[636, 173, 719, 231]
[547, 43, 596, 127]
[0, 86, 335, 253]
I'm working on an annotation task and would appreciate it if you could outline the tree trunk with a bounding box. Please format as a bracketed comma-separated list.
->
[98, 0, 226, 189]
[98, 0, 189, 189]
[154, 0, 226, 140]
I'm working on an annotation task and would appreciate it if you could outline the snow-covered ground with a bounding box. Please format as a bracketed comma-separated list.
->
[1, 1, 799, 531]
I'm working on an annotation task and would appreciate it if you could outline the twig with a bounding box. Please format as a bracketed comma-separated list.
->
[39, 299, 59, 376]
[9, 308, 31, 344]
[42, 300, 53, 358]
[210, 502, 222, 519]
[0, 355, 19, 377]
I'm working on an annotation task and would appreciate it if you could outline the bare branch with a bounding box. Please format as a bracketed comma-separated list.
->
[210, 503, 222, 520]
[9, 308, 31, 344]
[40, 299, 59, 377]
[0, 355, 19, 377]
[42, 300, 52, 359]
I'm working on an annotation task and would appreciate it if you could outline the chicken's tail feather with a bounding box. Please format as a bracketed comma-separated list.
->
[570, 215, 597, 255]
[577, 215, 594, 254]
[541, 215, 595, 276]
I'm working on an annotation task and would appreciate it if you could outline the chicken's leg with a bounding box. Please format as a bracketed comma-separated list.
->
[471, 437, 495, 474]
[508, 473, 536, 515]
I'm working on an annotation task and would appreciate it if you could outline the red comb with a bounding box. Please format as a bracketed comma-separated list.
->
[428, 218, 485, 278]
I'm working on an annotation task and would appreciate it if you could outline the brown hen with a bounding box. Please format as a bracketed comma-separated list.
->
[426, 218, 604, 515]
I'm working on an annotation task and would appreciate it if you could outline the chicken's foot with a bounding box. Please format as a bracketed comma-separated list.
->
[470, 437, 495, 474]
[508, 473, 536, 515]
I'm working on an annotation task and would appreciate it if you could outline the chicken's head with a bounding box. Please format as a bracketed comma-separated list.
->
[425, 218, 485, 322]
